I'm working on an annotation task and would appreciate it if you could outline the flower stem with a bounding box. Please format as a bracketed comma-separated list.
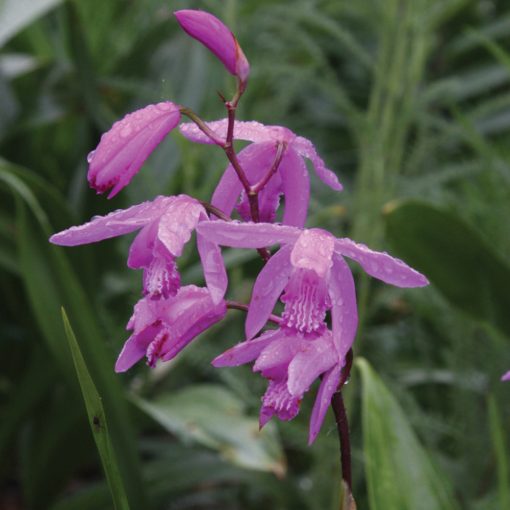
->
[226, 300, 281, 325]
[331, 349, 354, 491]
[251, 142, 286, 194]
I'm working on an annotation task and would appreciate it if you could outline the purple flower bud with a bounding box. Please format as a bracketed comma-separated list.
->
[174, 9, 250, 82]
[87, 102, 181, 198]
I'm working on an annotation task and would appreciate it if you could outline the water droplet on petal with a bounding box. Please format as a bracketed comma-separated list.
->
[87, 150, 96, 164]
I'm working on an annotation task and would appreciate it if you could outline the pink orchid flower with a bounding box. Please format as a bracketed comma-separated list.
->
[180, 120, 342, 227]
[115, 285, 226, 372]
[50, 195, 227, 304]
[174, 10, 250, 83]
[87, 102, 181, 198]
[197, 221, 428, 442]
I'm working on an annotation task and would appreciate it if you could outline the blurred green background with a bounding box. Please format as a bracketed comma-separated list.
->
[1, 0, 510, 508]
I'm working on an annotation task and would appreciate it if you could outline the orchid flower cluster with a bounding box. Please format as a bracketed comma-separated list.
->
[50, 9, 429, 445]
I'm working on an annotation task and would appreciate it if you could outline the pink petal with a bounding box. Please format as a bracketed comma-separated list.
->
[87, 103, 180, 198]
[211, 142, 277, 216]
[287, 333, 337, 396]
[159, 285, 227, 361]
[156, 195, 203, 257]
[115, 324, 160, 372]
[308, 364, 342, 444]
[253, 334, 303, 373]
[49, 196, 173, 246]
[246, 245, 292, 339]
[290, 229, 335, 278]
[127, 222, 157, 269]
[174, 10, 249, 81]
[280, 148, 310, 227]
[334, 238, 429, 288]
[502, 371, 510, 382]
[293, 135, 342, 191]
[196, 224, 228, 304]
[196, 220, 300, 249]
[328, 255, 358, 360]
[212, 329, 281, 367]
[179, 119, 294, 145]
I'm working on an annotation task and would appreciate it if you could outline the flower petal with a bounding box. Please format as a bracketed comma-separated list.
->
[197, 220, 300, 248]
[502, 371, 510, 382]
[212, 329, 281, 367]
[156, 195, 203, 257]
[180, 119, 283, 145]
[246, 244, 292, 339]
[293, 135, 342, 191]
[287, 333, 337, 396]
[308, 364, 341, 444]
[329, 254, 358, 360]
[280, 147, 310, 227]
[174, 10, 249, 81]
[196, 227, 228, 304]
[87, 102, 180, 198]
[49, 196, 172, 246]
[115, 324, 160, 373]
[159, 285, 227, 361]
[334, 238, 429, 288]
[253, 333, 303, 373]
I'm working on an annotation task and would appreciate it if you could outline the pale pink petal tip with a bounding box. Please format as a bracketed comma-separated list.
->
[174, 10, 249, 82]
[87, 102, 181, 198]
[502, 371, 510, 382]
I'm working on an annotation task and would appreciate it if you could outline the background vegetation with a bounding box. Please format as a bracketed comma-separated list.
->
[1, 0, 509, 508]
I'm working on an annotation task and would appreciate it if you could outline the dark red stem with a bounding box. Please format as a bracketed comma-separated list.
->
[226, 300, 281, 325]
[331, 349, 354, 490]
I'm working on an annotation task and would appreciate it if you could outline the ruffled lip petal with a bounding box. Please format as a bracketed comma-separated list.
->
[197, 220, 300, 249]
[49, 196, 173, 246]
[87, 102, 180, 198]
[174, 10, 249, 81]
[334, 238, 429, 288]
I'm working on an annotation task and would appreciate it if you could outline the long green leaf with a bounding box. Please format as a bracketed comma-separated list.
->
[61, 308, 130, 510]
[384, 200, 510, 338]
[357, 358, 458, 510]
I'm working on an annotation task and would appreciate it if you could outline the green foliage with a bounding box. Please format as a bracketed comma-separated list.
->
[0, 0, 509, 509]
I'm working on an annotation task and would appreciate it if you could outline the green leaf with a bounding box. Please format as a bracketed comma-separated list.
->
[61, 309, 130, 510]
[357, 358, 459, 510]
[0, 0, 63, 47]
[384, 200, 510, 338]
[488, 396, 510, 510]
[134, 384, 286, 477]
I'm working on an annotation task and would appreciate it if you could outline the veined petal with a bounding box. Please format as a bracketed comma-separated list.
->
[329, 255, 358, 360]
[253, 334, 303, 373]
[159, 285, 226, 361]
[293, 135, 342, 191]
[334, 238, 429, 288]
[87, 102, 180, 198]
[196, 227, 228, 304]
[156, 195, 203, 257]
[174, 10, 249, 81]
[246, 245, 292, 339]
[287, 333, 337, 396]
[212, 329, 281, 367]
[308, 364, 341, 445]
[50, 195, 173, 246]
[197, 220, 300, 248]
[179, 119, 295, 145]
[280, 147, 310, 228]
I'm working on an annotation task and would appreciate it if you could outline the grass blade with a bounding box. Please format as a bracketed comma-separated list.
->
[61, 308, 130, 510]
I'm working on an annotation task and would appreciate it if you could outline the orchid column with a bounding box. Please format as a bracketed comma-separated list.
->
[50, 8, 428, 500]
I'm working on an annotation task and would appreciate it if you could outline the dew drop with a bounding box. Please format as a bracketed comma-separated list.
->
[87, 150, 96, 163]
